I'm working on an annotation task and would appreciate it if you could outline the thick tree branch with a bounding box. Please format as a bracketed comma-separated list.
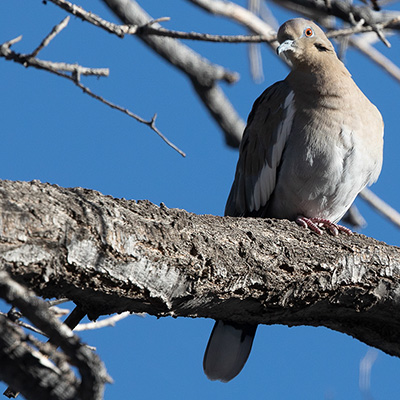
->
[0, 180, 399, 361]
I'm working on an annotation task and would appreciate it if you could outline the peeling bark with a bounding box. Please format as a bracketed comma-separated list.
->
[0, 179, 400, 360]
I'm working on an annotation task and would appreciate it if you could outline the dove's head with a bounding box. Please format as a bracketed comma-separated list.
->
[277, 18, 336, 68]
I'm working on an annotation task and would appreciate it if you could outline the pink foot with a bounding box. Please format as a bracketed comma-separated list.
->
[295, 216, 353, 236]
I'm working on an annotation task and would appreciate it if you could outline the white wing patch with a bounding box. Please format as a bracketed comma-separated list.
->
[249, 90, 296, 212]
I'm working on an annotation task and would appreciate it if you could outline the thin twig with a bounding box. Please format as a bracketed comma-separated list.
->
[47, 298, 71, 307]
[47, 0, 137, 37]
[47, 0, 272, 44]
[349, 34, 400, 83]
[1, 36, 109, 78]
[371, 25, 391, 47]
[30, 16, 70, 57]
[48, 0, 273, 44]
[74, 81, 186, 156]
[1, 35, 23, 47]
[1, 302, 70, 337]
[0, 32, 185, 157]
[50, 306, 70, 318]
[74, 311, 133, 331]
[142, 26, 273, 43]
[327, 16, 400, 39]
[0, 311, 47, 336]
[189, 0, 278, 50]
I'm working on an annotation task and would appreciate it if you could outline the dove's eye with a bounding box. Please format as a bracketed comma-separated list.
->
[304, 27, 314, 37]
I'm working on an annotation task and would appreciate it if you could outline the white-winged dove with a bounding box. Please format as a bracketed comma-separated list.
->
[203, 18, 384, 382]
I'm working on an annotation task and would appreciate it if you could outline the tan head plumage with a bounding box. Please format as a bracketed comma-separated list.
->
[277, 18, 337, 68]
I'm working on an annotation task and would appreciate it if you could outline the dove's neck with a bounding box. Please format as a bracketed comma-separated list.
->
[287, 59, 356, 100]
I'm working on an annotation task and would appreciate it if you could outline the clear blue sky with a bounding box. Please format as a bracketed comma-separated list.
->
[1, 1, 400, 399]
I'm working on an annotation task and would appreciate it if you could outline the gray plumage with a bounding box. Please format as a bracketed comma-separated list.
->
[203, 18, 383, 382]
[203, 321, 256, 382]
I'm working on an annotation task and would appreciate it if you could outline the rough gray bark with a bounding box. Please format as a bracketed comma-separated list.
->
[0, 313, 79, 400]
[1, 179, 400, 360]
[0, 269, 109, 400]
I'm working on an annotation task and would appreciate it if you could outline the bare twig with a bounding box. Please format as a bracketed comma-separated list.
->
[47, 0, 138, 37]
[74, 311, 132, 331]
[141, 26, 274, 43]
[359, 188, 400, 229]
[103, 0, 245, 147]
[0, 36, 109, 79]
[0, 271, 110, 399]
[326, 16, 400, 47]
[50, 306, 71, 318]
[47, 298, 70, 307]
[371, 25, 392, 47]
[349, 34, 400, 83]
[75, 81, 186, 157]
[1, 303, 72, 340]
[0, 311, 47, 336]
[329, 16, 400, 36]
[189, 0, 278, 51]
[273, 0, 400, 49]
[0, 29, 185, 157]
[273, 0, 400, 29]
[137, 9, 400, 47]
[1, 35, 23, 47]
[30, 15, 70, 57]
[47, 0, 273, 44]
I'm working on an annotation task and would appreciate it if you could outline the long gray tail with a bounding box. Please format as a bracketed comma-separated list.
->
[203, 320, 257, 382]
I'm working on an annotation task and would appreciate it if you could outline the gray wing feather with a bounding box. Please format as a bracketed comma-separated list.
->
[225, 81, 295, 217]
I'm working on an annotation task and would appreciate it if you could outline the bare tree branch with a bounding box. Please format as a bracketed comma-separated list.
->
[74, 312, 132, 331]
[0, 34, 109, 78]
[2, 3, 400, 396]
[0, 312, 80, 400]
[102, 0, 245, 147]
[273, 0, 400, 47]
[348, 33, 400, 83]
[30, 15, 70, 57]
[326, 16, 400, 39]
[5, 1, 398, 228]
[360, 188, 400, 228]
[47, 0, 142, 37]
[0, 18, 186, 157]
[273, 0, 400, 29]
[1, 179, 400, 362]
[0, 269, 110, 399]
[140, 27, 275, 43]
[0, 310, 47, 337]
[102, 0, 238, 85]
[47, 0, 274, 43]
[189, 0, 279, 52]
